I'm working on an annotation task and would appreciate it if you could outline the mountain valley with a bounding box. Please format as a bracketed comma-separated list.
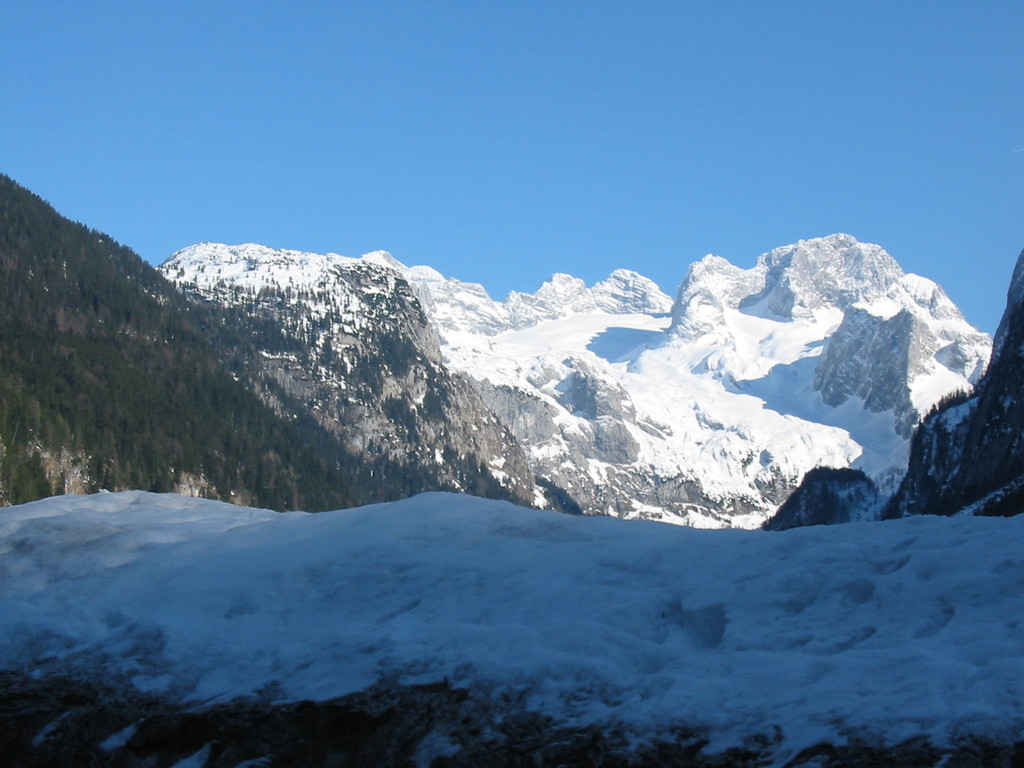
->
[5, 174, 1024, 766]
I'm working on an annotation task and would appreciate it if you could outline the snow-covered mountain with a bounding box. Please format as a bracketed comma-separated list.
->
[398, 234, 989, 527]
[404, 261, 673, 336]
[164, 235, 988, 528]
[160, 243, 537, 507]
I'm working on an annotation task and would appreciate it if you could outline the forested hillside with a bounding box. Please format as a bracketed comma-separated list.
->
[0, 174, 362, 510]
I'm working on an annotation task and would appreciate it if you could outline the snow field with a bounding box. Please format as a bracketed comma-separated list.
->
[3, 491, 1024, 761]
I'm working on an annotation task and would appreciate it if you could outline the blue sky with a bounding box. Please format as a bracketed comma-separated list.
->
[3, 1, 1022, 333]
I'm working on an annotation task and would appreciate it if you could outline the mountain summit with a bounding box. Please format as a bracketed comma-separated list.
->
[668, 235, 989, 436]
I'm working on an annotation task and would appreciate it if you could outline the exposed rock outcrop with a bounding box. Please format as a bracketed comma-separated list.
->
[764, 467, 881, 530]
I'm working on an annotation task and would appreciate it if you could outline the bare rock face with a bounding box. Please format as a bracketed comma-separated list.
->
[888, 246, 1024, 519]
[161, 244, 537, 507]
[813, 307, 922, 438]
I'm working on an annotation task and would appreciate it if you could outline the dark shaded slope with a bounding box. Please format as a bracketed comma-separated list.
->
[0, 174, 359, 510]
[764, 467, 880, 530]
[887, 246, 1024, 518]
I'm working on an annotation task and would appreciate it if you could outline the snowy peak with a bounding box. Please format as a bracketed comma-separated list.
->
[630, 235, 990, 500]
[666, 234, 988, 398]
[669, 254, 762, 340]
[166, 242, 354, 282]
[398, 263, 672, 340]
[671, 235, 907, 335]
[504, 270, 672, 328]
[162, 242, 400, 297]
[751, 234, 904, 318]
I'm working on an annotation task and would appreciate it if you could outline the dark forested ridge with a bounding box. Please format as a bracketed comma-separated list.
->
[885, 246, 1024, 520]
[0, 173, 366, 510]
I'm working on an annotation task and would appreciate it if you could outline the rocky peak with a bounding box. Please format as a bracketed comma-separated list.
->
[658, 235, 989, 500]
[401, 263, 672, 338]
[360, 249, 405, 271]
[590, 269, 674, 315]
[742, 235, 905, 320]
[506, 274, 589, 327]
[161, 243, 539, 507]
[401, 265, 510, 338]
[669, 255, 746, 339]
[668, 235, 906, 339]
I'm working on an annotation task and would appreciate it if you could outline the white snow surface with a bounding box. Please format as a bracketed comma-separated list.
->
[4, 491, 1024, 759]
[164, 242, 362, 290]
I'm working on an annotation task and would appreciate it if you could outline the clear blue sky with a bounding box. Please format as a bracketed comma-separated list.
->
[3, 1, 1022, 333]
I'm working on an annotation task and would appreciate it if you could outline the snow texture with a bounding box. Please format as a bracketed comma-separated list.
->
[4, 490, 1024, 763]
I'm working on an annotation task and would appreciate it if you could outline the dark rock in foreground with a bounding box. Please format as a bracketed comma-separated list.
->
[3, 672, 1022, 768]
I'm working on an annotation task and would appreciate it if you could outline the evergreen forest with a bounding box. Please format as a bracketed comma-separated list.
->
[0, 174, 367, 510]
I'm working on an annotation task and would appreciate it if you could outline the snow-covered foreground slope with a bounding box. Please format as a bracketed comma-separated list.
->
[5, 492, 1024, 762]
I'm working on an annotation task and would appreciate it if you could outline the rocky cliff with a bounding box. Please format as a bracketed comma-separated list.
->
[161, 244, 537, 506]
[887, 246, 1024, 518]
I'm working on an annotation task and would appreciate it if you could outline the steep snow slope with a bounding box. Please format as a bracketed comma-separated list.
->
[5, 491, 1024, 764]
[401, 234, 988, 527]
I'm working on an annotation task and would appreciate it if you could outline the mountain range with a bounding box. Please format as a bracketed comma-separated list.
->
[1, 172, 1018, 531]
[163, 234, 989, 527]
